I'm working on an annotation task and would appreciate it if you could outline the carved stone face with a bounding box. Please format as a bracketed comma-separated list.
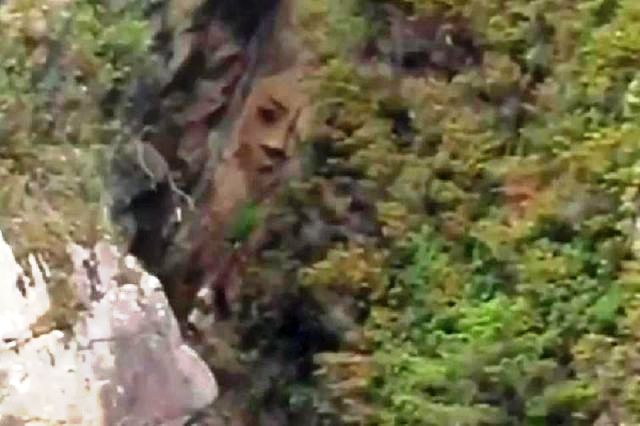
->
[238, 72, 306, 174]
[211, 69, 308, 220]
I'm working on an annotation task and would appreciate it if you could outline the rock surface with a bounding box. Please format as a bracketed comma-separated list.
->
[0, 230, 217, 425]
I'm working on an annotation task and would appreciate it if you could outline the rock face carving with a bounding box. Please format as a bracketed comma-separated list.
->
[210, 68, 308, 223]
[110, 0, 309, 320]
[163, 66, 310, 322]
[0, 230, 217, 425]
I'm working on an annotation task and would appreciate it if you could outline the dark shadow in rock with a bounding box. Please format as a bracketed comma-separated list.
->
[194, 0, 281, 42]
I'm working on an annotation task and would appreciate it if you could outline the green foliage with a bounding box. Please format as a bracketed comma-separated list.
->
[14, 0, 636, 423]
[0, 0, 151, 262]
[274, 0, 640, 424]
[296, 0, 372, 59]
[226, 201, 261, 244]
[366, 228, 603, 424]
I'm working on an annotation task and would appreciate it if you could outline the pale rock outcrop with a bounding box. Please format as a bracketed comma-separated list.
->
[0, 230, 217, 425]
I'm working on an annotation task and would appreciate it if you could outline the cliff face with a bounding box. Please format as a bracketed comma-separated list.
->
[7, 0, 640, 425]
[107, 2, 325, 422]
[0, 232, 217, 424]
[110, 0, 308, 319]
[0, 1, 227, 423]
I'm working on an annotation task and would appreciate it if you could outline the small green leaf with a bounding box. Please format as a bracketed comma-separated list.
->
[226, 201, 260, 244]
[590, 285, 622, 326]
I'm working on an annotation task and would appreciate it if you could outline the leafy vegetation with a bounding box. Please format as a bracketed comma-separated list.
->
[0, 0, 151, 261]
[7, 0, 640, 424]
[246, 0, 640, 424]
[0, 0, 151, 325]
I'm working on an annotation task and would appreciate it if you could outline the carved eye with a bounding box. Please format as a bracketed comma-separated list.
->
[257, 105, 279, 124]
[257, 96, 288, 124]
